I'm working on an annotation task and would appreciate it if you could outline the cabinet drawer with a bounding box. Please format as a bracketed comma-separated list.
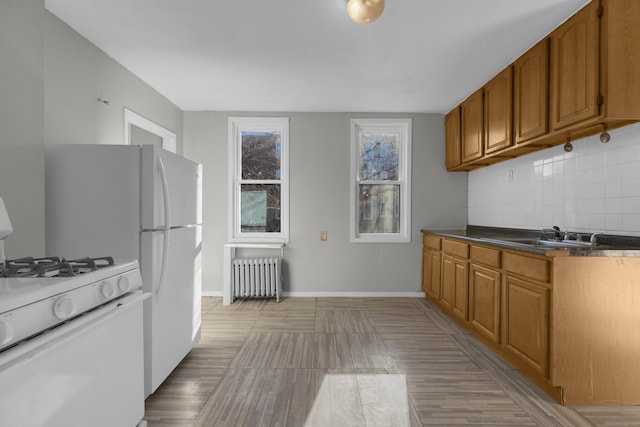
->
[442, 239, 469, 258]
[470, 245, 501, 268]
[502, 251, 550, 283]
[423, 234, 441, 250]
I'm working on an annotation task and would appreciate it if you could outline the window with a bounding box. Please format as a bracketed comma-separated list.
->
[228, 117, 289, 243]
[350, 118, 411, 243]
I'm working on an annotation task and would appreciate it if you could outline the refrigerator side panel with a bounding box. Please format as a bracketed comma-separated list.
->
[141, 145, 200, 230]
[45, 145, 141, 259]
[141, 226, 201, 396]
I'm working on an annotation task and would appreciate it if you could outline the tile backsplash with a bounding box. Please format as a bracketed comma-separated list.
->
[468, 121, 640, 236]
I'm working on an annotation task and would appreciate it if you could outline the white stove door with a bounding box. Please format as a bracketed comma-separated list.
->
[0, 292, 146, 427]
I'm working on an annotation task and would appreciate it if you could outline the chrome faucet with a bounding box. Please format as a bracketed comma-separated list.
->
[541, 225, 561, 241]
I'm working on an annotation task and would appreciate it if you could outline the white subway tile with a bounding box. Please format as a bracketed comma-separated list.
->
[604, 164, 621, 182]
[622, 214, 640, 232]
[605, 181, 622, 198]
[467, 124, 640, 234]
[588, 214, 605, 230]
[590, 198, 605, 215]
[621, 179, 640, 197]
[620, 145, 640, 163]
[589, 182, 605, 199]
[576, 154, 591, 171]
[590, 151, 605, 168]
[605, 214, 622, 232]
[605, 198, 622, 215]
[605, 147, 623, 166]
[590, 167, 605, 183]
[622, 197, 640, 214]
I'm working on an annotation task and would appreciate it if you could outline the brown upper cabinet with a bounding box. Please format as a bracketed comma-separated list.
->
[550, 1, 600, 130]
[484, 66, 513, 154]
[445, 107, 462, 170]
[514, 39, 549, 144]
[446, 0, 640, 172]
[461, 88, 484, 163]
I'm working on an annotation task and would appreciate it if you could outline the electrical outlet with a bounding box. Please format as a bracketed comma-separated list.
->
[320, 230, 327, 241]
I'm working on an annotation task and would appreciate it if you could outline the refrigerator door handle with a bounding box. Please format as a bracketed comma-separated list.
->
[156, 157, 171, 297]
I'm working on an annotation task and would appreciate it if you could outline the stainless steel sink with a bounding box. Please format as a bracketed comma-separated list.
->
[483, 237, 591, 248]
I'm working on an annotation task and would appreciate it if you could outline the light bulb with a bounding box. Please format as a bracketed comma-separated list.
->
[347, 0, 385, 24]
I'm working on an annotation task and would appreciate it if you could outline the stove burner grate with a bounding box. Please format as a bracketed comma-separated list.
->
[0, 256, 115, 278]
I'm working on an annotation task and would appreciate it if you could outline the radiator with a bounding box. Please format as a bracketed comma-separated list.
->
[232, 257, 282, 302]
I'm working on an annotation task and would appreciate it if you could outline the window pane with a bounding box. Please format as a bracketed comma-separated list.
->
[358, 184, 400, 234]
[240, 184, 281, 233]
[359, 132, 399, 181]
[241, 131, 281, 180]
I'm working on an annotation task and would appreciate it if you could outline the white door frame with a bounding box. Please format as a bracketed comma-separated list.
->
[124, 108, 177, 153]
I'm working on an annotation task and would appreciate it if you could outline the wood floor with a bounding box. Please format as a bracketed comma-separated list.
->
[143, 297, 640, 426]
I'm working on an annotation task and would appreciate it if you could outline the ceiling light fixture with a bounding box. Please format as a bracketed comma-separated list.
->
[347, 0, 385, 24]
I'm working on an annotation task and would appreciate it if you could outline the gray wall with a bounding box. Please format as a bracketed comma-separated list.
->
[2, 3, 468, 292]
[0, 0, 45, 258]
[184, 112, 468, 295]
[44, 11, 184, 152]
[0, 3, 185, 258]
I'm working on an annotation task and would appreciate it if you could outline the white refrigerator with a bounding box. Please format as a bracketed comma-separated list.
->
[45, 144, 202, 397]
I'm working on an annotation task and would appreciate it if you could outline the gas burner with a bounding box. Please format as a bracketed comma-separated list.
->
[1, 257, 62, 278]
[1, 256, 115, 278]
[64, 257, 115, 275]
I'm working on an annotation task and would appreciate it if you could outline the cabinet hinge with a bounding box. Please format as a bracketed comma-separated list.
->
[597, 5, 604, 18]
[597, 95, 604, 106]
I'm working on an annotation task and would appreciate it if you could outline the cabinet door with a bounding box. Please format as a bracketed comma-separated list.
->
[451, 257, 469, 321]
[469, 263, 501, 343]
[550, 2, 600, 130]
[484, 66, 513, 154]
[461, 88, 484, 162]
[445, 107, 462, 170]
[423, 249, 441, 300]
[502, 275, 550, 378]
[422, 249, 429, 294]
[441, 254, 454, 310]
[514, 39, 549, 143]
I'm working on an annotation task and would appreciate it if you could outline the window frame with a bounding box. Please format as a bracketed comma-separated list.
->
[228, 116, 289, 243]
[350, 118, 412, 243]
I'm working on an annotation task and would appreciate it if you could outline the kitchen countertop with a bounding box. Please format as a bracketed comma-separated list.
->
[421, 225, 640, 257]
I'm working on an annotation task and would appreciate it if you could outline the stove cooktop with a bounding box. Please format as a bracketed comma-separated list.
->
[0, 256, 116, 278]
[0, 259, 140, 315]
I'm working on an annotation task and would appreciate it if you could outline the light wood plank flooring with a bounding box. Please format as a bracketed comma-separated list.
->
[143, 297, 640, 426]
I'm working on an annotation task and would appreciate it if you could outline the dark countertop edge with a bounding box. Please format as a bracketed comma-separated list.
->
[421, 225, 640, 257]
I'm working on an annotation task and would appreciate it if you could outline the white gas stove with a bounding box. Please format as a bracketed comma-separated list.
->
[0, 257, 142, 353]
[0, 197, 147, 427]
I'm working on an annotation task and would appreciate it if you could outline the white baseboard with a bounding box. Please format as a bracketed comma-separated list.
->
[202, 291, 425, 298]
[202, 290, 222, 297]
[284, 291, 425, 298]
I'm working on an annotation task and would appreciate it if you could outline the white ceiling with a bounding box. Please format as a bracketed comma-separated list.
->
[45, 0, 590, 114]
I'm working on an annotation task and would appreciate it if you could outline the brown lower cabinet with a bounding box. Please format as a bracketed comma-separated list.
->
[502, 275, 550, 378]
[469, 263, 501, 343]
[422, 235, 441, 299]
[422, 232, 640, 405]
[442, 254, 468, 321]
